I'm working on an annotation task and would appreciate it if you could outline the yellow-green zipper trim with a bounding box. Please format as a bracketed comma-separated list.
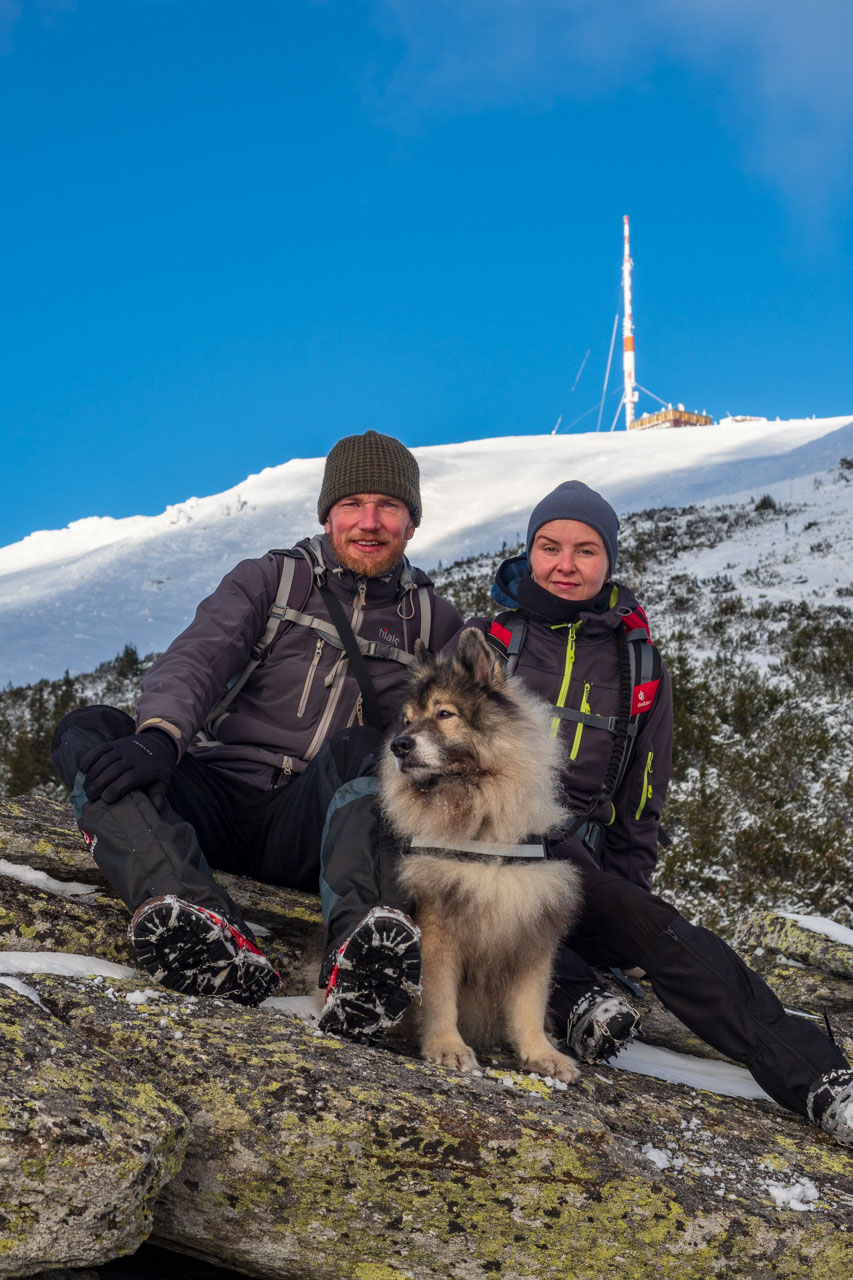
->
[570, 682, 592, 761]
[550, 620, 581, 738]
[635, 751, 654, 820]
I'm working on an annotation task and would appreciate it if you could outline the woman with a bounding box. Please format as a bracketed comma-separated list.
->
[459, 479, 852, 1144]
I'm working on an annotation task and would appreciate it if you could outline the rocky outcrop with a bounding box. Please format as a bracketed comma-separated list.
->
[0, 980, 187, 1276]
[2, 794, 853, 1280]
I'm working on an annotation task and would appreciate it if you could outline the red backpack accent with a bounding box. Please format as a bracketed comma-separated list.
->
[619, 605, 652, 640]
[631, 679, 660, 715]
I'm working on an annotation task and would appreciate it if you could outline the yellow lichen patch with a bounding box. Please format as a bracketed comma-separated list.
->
[281, 904, 324, 924]
[353, 1265, 410, 1280]
[484, 1068, 556, 1098]
[758, 1152, 793, 1172]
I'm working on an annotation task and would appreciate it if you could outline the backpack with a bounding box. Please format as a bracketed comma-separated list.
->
[485, 604, 662, 845]
[205, 536, 433, 725]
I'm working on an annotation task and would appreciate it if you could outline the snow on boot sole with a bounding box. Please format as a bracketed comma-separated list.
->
[129, 895, 280, 1007]
[808, 1067, 853, 1146]
[567, 987, 640, 1064]
[320, 907, 422, 1042]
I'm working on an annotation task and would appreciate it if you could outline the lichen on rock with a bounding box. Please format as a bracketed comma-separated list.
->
[0, 983, 187, 1278]
[1, 794, 853, 1279]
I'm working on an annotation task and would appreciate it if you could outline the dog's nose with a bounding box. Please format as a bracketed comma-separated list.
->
[390, 734, 415, 758]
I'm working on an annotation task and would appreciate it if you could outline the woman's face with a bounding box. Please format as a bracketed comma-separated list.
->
[529, 519, 610, 601]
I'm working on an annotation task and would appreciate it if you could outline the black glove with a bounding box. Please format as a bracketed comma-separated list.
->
[81, 729, 178, 804]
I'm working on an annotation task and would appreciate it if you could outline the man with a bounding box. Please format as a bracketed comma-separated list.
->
[51, 431, 462, 1032]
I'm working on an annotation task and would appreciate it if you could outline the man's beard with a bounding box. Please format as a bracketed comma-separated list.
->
[329, 533, 403, 578]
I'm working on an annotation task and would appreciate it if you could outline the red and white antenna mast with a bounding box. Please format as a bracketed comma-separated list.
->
[622, 214, 637, 429]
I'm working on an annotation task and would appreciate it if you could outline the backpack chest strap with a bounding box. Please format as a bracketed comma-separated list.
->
[549, 706, 618, 732]
[276, 605, 419, 667]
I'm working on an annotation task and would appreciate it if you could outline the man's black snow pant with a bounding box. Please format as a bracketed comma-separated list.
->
[549, 867, 848, 1117]
[50, 706, 407, 976]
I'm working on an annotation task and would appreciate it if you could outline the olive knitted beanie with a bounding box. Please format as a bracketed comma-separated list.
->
[317, 430, 422, 526]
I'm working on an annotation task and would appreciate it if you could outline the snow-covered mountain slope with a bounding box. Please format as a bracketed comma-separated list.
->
[1, 415, 851, 686]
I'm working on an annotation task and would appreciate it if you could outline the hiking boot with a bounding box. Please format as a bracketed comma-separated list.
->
[129, 895, 280, 1007]
[566, 986, 639, 1063]
[319, 906, 422, 1042]
[807, 1067, 853, 1146]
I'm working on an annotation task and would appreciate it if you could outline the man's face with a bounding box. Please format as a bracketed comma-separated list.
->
[325, 493, 416, 577]
[529, 519, 609, 601]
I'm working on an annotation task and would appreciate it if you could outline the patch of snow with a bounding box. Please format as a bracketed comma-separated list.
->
[262, 994, 320, 1022]
[0, 975, 49, 1009]
[244, 920, 271, 937]
[779, 913, 853, 949]
[764, 1176, 819, 1211]
[0, 859, 99, 900]
[642, 1144, 672, 1170]
[0, 951, 136, 980]
[610, 1042, 773, 1102]
[125, 988, 166, 1004]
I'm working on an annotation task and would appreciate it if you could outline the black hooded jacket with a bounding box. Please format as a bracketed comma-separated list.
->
[450, 553, 672, 889]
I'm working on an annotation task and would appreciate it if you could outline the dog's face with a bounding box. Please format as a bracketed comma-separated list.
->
[388, 629, 513, 789]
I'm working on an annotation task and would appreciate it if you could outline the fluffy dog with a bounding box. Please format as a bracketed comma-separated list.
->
[379, 628, 582, 1082]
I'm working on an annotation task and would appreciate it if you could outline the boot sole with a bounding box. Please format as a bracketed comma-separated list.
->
[129, 896, 280, 1007]
[320, 909, 421, 1041]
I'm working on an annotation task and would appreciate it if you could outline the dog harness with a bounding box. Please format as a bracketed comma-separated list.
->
[408, 834, 548, 861]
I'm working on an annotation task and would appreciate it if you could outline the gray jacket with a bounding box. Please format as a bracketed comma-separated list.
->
[137, 535, 462, 788]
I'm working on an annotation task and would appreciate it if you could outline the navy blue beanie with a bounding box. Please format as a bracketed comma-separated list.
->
[526, 481, 619, 575]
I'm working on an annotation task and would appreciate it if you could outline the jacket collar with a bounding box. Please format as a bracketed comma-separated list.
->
[491, 552, 642, 633]
[299, 533, 412, 605]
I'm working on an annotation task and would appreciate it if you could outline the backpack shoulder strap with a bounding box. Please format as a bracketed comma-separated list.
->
[486, 611, 527, 676]
[564, 612, 662, 834]
[619, 601, 662, 714]
[416, 584, 432, 646]
[609, 624, 663, 794]
[205, 551, 306, 725]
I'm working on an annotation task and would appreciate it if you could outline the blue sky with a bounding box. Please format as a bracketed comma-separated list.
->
[2, 0, 852, 549]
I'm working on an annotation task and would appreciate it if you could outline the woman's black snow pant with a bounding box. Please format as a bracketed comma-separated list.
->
[50, 705, 405, 975]
[549, 867, 848, 1117]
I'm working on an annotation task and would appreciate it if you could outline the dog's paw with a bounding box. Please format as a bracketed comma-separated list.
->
[523, 1049, 582, 1085]
[423, 1038, 480, 1073]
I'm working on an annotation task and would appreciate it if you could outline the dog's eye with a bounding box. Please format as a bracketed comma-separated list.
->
[401, 716, 411, 727]
[437, 709, 456, 720]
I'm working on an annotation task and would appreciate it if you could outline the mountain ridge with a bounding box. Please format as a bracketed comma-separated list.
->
[2, 415, 852, 686]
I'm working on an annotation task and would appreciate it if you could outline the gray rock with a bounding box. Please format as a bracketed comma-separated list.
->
[2, 795, 853, 1280]
[735, 908, 853, 980]
[0, 981, 186, 1278]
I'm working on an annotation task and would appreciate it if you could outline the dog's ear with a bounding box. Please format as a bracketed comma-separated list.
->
[414, 638, 437, 670]
[455, 627, 504, 688]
